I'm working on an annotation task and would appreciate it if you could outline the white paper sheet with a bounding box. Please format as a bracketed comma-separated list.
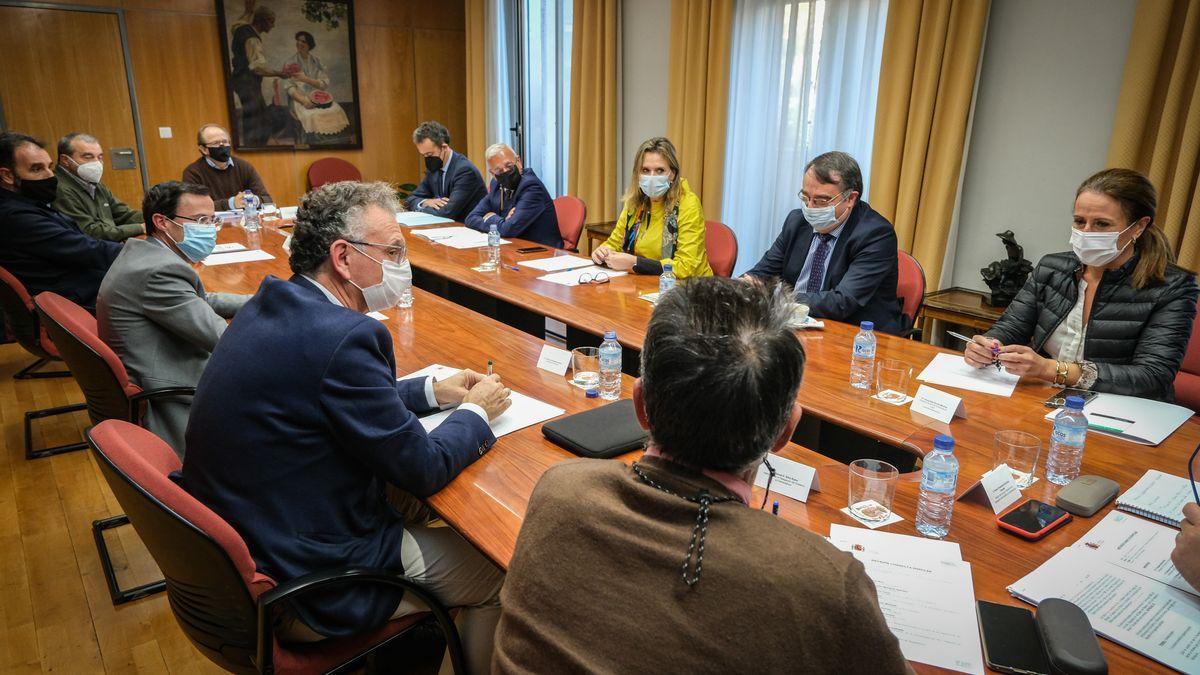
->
[209, 242, 247, 254]
[516, 255, 594, 272]
[418, 390, 563, 438]
[536, 265, 628, 287]
[411, 226, 510, 249]
[828, 525, 963, 564]
[396, 212, 455, 227]
[1116, 470, 1200, 527]
[200, 249, 275, 266]
[1009, 547, 1200, 673]
[752, 454, 819, 502]
[1074, 511, 1198, 595]
[916, 352, 1020, 397]
[1044, 393, 1193, 445]
[398, 364, 464, 382]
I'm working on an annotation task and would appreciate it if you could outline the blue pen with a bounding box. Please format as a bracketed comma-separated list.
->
[508, 265, 520, 272]
[772, 501, 780, 516]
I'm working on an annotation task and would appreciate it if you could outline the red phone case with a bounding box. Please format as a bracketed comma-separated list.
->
[996, 501, 1072, 541]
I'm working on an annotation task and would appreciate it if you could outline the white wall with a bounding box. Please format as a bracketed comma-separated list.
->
[620, 0, 671, 203]
[950, 0, 1137, 291]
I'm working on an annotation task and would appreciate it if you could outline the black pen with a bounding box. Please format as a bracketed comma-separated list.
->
[1091, 412, 1135, 425]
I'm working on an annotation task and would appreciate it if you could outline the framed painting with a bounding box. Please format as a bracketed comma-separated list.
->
[216, 0, 362, 150]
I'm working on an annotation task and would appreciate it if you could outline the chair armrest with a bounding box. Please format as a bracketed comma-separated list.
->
[126, 387, 196, 424]
[254, 567, 464, 675]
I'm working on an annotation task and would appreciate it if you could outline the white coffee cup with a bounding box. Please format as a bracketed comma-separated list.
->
[792, 303, 810, 324]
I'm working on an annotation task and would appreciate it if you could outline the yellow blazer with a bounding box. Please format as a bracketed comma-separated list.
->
[603, 179, 714, 278]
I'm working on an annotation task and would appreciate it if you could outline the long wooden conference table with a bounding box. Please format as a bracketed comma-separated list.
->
[198, 221, 1199, 674]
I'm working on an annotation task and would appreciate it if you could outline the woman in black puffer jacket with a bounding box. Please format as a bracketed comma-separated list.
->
[965, 168, 1198, 402]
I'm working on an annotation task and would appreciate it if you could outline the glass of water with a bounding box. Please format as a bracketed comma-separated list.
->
[848, 459, 899, 522]
[473, 246, 498, 272]
[874, 359, 912, 403]
[570, 347, 600, 389]
[993, 430, 1041, 488]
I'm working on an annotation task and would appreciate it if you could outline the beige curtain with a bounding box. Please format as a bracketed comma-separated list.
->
[568, 0, 620, 222]
[666, 0, 735, 218]
[465, 0, 488, 171]
[869, 0, 990, 287]
[1107, 0, 1200, 270]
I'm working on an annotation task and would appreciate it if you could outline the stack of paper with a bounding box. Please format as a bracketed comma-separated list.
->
[829, 526, 984, 674]
[412, 226, 511, 249]
[1009, 511, 1200, 672]
[201, 249, 275, 266]
[398, 364, 565, 438]
[916, 352, 1020, 397]
[1044, 393, 1192, 445]
[516, 255, 593, 272]
[396, 212, 455, 227]
[536, 265, 627, 287]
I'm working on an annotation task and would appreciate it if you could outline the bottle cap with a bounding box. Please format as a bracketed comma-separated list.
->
[1064, 395, 1086, 411]
[604, 330, 617, 340]
[585, 389, 599, 398]
[860, 321, 874, 331]
[933, 434, 955, 452]
[663, 262, 673, 271]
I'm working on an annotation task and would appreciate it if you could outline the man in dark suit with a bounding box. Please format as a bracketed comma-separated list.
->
[0, 132, 121, 311]
[176, 181, 510, 672]
[404, 121, 486, 222]
[464, 143, 561, 248]
[745, 151, 902, 335]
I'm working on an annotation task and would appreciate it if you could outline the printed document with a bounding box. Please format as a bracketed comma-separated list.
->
[916, 353, 1019, 397]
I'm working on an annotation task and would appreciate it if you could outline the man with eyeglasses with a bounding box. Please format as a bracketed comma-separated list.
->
[182, 123, 273, 211]
[97, 181, 250, 456]
[0, 131, 120, 312]
[464, 143, 561, 248]
[177, 181, 509, 673]
[744, 151, 902, 335]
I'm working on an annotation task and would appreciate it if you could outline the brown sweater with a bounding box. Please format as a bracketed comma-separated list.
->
[182, 156, 272, 210]
[493, 456, 911, 674]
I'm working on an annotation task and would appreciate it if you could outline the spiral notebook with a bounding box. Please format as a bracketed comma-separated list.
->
[1114, 469, 1198, 528]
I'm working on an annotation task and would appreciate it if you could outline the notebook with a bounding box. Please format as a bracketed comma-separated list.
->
[1114, 469, 1199, 528]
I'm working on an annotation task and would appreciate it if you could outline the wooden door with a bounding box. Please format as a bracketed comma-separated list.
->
[0, 6, 144, 207]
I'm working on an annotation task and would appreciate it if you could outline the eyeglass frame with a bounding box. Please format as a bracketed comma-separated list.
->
[168, 213, 222, 227]
[344, 239, 408, 264]
[578, 271, 610, 285]
[796, 189, 851, 208]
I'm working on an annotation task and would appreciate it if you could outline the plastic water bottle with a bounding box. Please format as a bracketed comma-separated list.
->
[1046, 396, 1088, 485]
[599, 331, 622, 400]
[397, 287, 413, 309]
[487, 220, 501, 267]
[659, 262, 676, 295]
[916, 434, 959, 539]
[850, 321, 876, 389]
[242, 190, 260, 233]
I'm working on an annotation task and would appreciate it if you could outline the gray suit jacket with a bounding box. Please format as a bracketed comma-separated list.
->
[97, 237, 249, 455]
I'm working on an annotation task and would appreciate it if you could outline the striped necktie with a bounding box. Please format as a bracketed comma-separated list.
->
[805, 233, 834, 295]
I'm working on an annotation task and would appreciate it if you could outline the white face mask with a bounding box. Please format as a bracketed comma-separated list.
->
[639, 174, 671, 199]
[72, 158, 104, 184]
[349, 245, 412, 312]
[800, 191, 848, 233]
[1070, 223, 1135, 267]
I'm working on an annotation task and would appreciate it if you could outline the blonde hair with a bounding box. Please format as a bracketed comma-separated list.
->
[1076, 168, 1174, 289]
[622, 137, 684, 216]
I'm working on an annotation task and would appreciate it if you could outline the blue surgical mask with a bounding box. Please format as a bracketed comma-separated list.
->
[166, 218, 219, 262]
[800, 191, 848, 232]
[639, 174, 671, 199]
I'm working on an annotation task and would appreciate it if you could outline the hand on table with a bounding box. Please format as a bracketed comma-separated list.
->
[997, 345, 1054, 379]
[964, 335, 1001, 369]
[591, 245, 613, 266]
[422, 197, 450, 210]
[601, 252, 636, 272]
[432, 369, 486, 407]
[1173, 502, 1200, 591]
[463, 374, 512, 420]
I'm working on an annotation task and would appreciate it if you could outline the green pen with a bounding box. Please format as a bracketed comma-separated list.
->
[1088, 423, 1124, 434]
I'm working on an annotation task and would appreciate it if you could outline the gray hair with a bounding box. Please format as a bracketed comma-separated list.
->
[57, 132, 99, 158]
[485, 143, 514, 161]
[289, 181, 399, 275]
[412, 120, 450, 146]
[640, 277, 806, 472]
[805, 151, 863, 195]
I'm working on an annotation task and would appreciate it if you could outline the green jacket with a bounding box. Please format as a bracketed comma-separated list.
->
[53, 166, 144, 241]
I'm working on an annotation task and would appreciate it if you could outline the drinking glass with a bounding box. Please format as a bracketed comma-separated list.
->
[473, 246, 498, 272]
[570, 347, 600, 389]
[848, 459, 899, 522]
[993, 430, 1041, 488]
[875, 359, 912, 403]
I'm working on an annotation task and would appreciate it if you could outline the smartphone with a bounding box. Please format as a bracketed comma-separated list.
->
[997, 499, 1072, 540]
[516, 246, 547, 254]
[977, 601, 1051, 675]
[1043, 387, 1098, 408]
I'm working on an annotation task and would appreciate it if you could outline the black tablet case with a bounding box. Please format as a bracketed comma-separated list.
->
[541, 399, 648, 458]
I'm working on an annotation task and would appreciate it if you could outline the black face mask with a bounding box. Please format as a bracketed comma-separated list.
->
[497, 166, 521, 191]
[207, 145, 232, 163]
[424, 154, 444, 173]
[16, 175, 58, 204]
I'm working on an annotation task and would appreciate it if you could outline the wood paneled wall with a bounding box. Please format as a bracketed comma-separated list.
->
[7, 0, 467, 208]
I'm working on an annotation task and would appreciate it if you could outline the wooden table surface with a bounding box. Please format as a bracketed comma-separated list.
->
[200, 222, 1195, 674]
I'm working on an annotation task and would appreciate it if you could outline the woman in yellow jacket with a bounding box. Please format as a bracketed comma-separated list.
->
[592, 137, 713, 278]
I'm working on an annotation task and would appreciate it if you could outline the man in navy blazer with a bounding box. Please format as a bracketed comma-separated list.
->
[745, 151, 902, 335]
[176, 181, 510, 672]
[465, 143, 561, 248]
[404, 120, 487, 222]
[0, 132, 120, 310]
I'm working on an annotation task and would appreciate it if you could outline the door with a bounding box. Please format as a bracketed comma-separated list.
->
[0, 5, 145, 207]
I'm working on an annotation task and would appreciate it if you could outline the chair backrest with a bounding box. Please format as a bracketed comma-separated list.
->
[307, 158, 362, 190]
[1174, 304, 1200, 413]
[554, 195, 587, 251]
[896, 250, 927, 334]
[704, 220, 738, 278]
[34, 292, 138, 424]
[0, 265, 56, 359]
[88, 420, 272, 672]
